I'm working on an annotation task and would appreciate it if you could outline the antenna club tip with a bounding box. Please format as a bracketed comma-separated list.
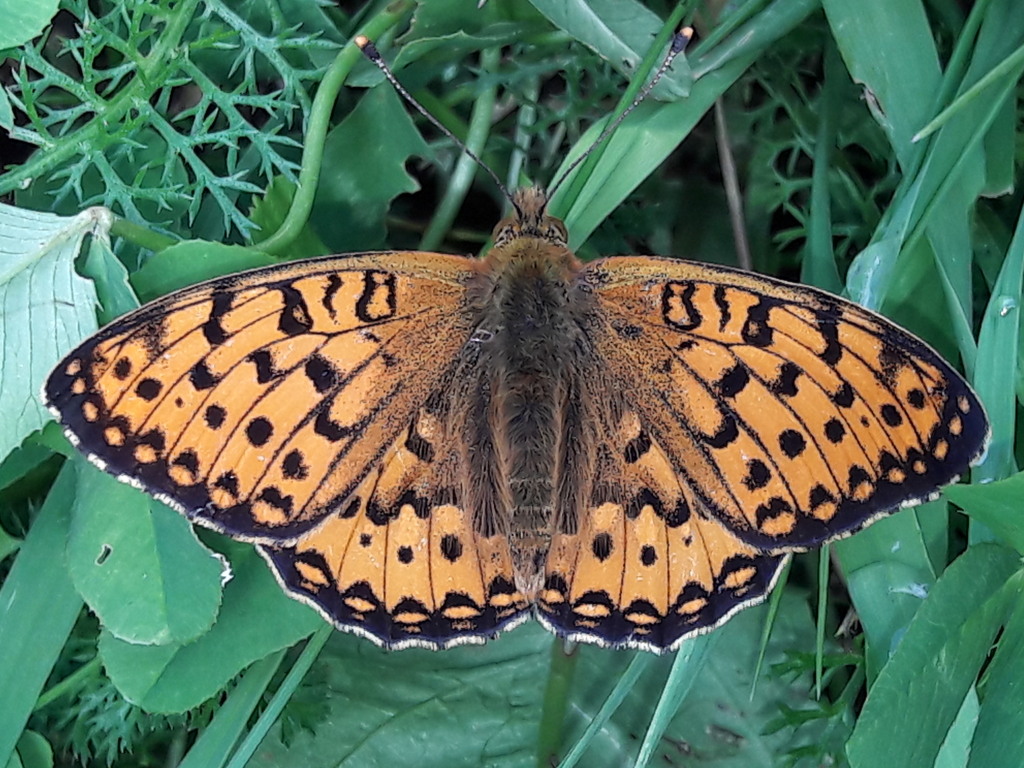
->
[355, 35, 378, 58]
[671, 26, 694, 54]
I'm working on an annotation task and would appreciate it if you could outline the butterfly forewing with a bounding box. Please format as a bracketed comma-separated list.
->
[45, 253, 479, 541]
[584, 256, 988, 552]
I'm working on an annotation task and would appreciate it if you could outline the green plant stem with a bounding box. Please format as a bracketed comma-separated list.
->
[254, 2, 413, 256]
[110, 217, 178, 252]
[225, 625, 332, 768]
[0, 0, 202, 196]
[559, 654, 649, 768]
[419, 45, 501, 252]
[32, 655, 102, 712]
[549, 3, 689, 217]
[537, 639, 578, 767]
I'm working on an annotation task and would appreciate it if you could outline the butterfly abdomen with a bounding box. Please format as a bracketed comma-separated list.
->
[462, 236, 598, 594]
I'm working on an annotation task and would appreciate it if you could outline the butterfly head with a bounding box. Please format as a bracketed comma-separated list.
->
[492, 187, 568, 248]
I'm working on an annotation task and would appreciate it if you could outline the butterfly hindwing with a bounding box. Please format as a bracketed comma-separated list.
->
[45, 252, 478, 542]
[585, 256, 988, 552]
[261, 400, 530, 649]
[538, 409, 785, 651]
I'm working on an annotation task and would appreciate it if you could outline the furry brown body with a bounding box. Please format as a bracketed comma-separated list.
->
[460, 188, 602, 595]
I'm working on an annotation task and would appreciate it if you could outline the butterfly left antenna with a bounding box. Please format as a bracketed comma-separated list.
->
[355, 36, 520, 217]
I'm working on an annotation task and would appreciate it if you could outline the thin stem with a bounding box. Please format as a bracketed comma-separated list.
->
[254, 1, 414, 255]
[419, 45, 501, 251]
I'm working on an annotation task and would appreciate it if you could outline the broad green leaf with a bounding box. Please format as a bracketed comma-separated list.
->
[945, 472, 1024, 553]
[967, 582, 1024, 768]
[553, 0, 818, 246]
[847, 544, 1021, 767]
[132, 242, 279, 304]
[251, 624, 552, 767]
[66, 459, 225, 646]
[0, 0, 59, 50]
[528, 0, 690, 97]
[311, 84, 430, 251]
[0, 203, 110, 465]
[100, 545, 321, 713]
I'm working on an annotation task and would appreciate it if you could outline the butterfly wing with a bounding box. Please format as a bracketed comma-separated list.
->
[538, 255, 987, 651]
[44, 253, 479, 541]
[538, 406, 785, 651]
[584, 256, 988, 552]
[262, 395, 530, 649]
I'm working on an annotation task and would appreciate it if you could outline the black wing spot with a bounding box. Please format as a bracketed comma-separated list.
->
[246, 417, 273, 447]
[623, 430, 652, 464]
[741, 298, 774, 347]
[770, 362, 801, 397]
[779, 429, 807, 458]
[202, 292, 232, 346]
[717, 364, 750, 398]
[832, 382, 855, 408]
[817, 319, 843, 365]
[405, 428, 435, 463]
[171, 450, 200, 480]
[214, 471, 240, 499]
[258, 486, 294, 516]
[204, 404, 226, 429]
[824, 418, 846, 443]
[314, 410, 351, 442]
[279, 285, 314, 335]
[282, 449, 309, 480]
[591, 532, 614, 562]
[705, 413, 739, 449]
[743, 459, 771, 490]
[113, 357, 132, 380]
[640, 545, 657, 566]
[397, 545, 414, 564]
[322, 274, 342, 318]
[135, 377, 162, 401]
[189, 361, 217, 390]
[249, 350, 277, 384]
[907, 388, 927, 409]
[356, 271, 398, 322]
[880, 404, 903, 427]
[305, 354, 339, 395]
[662, 281, 701, 331]
[440, 534, 463, 562]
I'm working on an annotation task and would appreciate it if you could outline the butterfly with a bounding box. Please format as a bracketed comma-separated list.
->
[44, 178, 988, 652]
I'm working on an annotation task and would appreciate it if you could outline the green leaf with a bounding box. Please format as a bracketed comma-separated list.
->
[250, 624, 552, 767]
[100, 545, 321, 713]
[0, 0, 59, 50]
[527, 0, 690, 97]
[822, 0, 940, 167]
[967, 583, 1024, 768]
[945, 472, 1024, 553]
[847, 544, 1021, 767]
[132, 242, 279, 303]
[311, 84, 430, 251]
[9, 731, 53, 768]
[0, 464, 82, 767]
[66, 460, 225, 646]
[552, 0, 818, 246]
[0, 203, 110, 465]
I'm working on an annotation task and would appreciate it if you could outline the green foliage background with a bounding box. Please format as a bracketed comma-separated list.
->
[1, 0, 1023, 766]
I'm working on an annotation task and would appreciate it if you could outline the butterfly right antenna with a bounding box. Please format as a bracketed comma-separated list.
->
[546, 26, 694, 202]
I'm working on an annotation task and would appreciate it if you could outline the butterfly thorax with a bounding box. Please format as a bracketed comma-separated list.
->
[459, 188, 599, 597]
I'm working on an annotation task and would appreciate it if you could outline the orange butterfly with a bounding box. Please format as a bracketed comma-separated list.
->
[44, 36, 988, 653]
